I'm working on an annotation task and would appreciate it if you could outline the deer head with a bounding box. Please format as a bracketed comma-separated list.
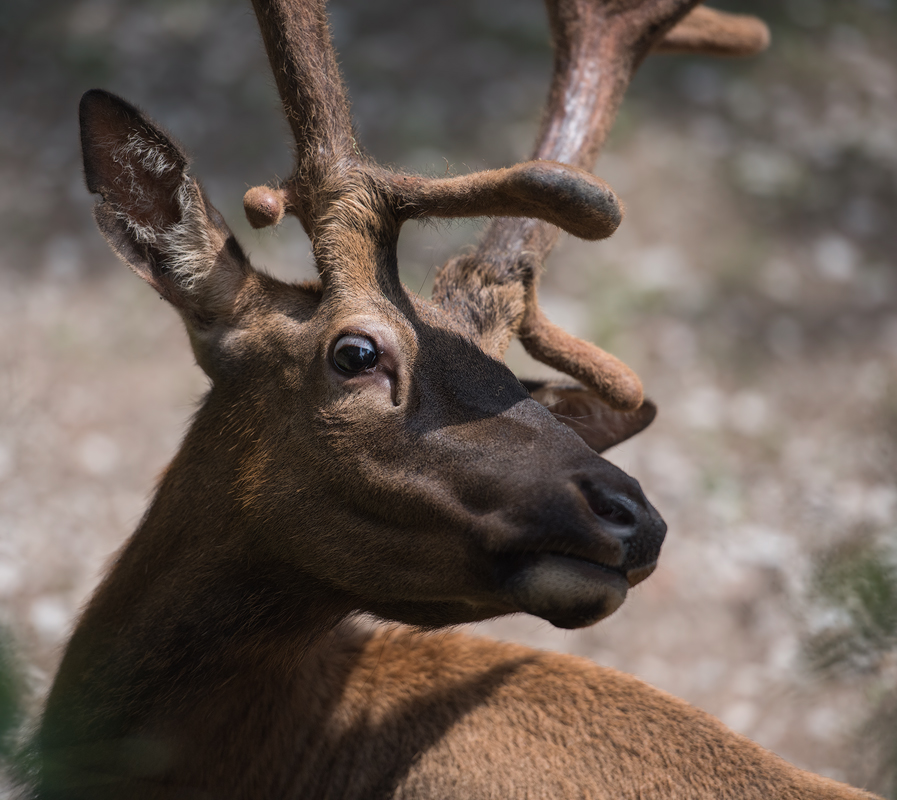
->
[75, 0, 767, 638]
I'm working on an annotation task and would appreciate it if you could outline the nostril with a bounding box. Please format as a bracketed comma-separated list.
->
[587, 495, 637, 529]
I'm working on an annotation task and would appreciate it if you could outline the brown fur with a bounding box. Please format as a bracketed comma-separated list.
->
[37, 619, 883, 798]
[277, 626, 879, 799]
[29, 2, 877, 799]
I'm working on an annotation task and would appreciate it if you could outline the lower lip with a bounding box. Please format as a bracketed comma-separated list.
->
[541, 554, 630, 593]
[501, 551, 630, 627]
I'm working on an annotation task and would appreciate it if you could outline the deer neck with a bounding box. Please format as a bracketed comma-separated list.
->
[41, 391, 355, 757]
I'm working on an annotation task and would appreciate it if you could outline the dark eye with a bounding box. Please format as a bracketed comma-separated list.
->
[332, 335, 378, 373]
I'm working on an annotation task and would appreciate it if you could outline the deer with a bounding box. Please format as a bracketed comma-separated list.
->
[23, 0, 881, 798]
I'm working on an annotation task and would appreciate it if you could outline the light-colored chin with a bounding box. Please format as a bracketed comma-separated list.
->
[505, 554, 629, 629]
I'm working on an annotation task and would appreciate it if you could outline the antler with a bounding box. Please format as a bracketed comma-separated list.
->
[243, 0, 768, 410]
[432, 1, 769, 409]
[245, 0, 624, 239]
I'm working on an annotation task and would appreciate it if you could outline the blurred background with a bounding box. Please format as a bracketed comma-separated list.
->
[1, 0, 896, 793]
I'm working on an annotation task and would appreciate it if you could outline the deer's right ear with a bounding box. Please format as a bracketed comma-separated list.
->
[524, 381, 657, 454]
[79, 89, 251, 321]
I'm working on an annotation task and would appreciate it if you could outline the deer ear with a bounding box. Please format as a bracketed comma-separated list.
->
[524, 381, 657, 454]
[79, 89, 250, 321]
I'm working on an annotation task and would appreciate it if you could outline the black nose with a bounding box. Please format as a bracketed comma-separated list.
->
[580, 481, 667, 569]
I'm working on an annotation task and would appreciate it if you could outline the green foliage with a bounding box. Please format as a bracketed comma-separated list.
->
[808, 537, 897, 672]
[0, 627, 23, 763]
[806, 534, 897, 797]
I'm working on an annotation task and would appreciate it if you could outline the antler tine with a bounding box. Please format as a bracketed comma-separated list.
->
[432, 2, 770, 411]
[654, 6, 770, 57]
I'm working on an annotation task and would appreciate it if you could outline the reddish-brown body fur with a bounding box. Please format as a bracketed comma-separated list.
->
[293, 627, 875, 799]
[43, 617, 878, 798]
[28, 1, 880, 798]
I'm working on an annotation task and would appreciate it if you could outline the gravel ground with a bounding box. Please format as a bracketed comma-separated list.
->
[2, 0, 896, 793]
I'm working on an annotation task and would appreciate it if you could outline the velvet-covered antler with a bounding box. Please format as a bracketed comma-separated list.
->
[243, 0, 768, 410]
[244, 0, 625, 242]
[431, 2, 769, 410]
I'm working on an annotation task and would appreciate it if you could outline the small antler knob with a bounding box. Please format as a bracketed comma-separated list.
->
[243, 185, 287, 229]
